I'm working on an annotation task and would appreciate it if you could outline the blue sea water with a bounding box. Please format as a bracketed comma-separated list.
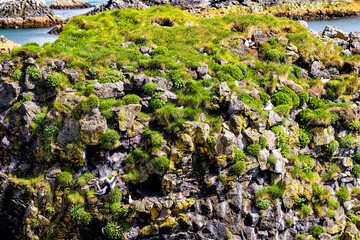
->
[0, 0, 107, 45]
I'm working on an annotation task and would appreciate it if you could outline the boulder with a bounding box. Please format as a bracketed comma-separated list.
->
[113, 104, 141, 131]
[341, 223, 359, 240]
[50, 0, 94, 9]
[283, 173, 313, 209]
[79, 108, 107, 145]
[311, 127, 331, 146]
[267, 110, 282, 127]
[19, 101, 41, 141]
[350, 31, 360, 43]
[228, 96, 244, 115]
[0, 0, 62, 28]
[57, 118, 80, 147]
[0, 35, 20, 54]
[322, 25, 348, 40]
[62, 69, 79, 84]
[94, 82, 125, 99]
[19, 101, 41, 127]
[217, 82, 232, 103]
[159, 90, 177, 102]
[0, 80, 20, 109]
[310, 61, 329, 79]
[197, 64, 208, 79]
[272, 149, 287, 174]
[252, 30, 268, 45]
[196, 221, 227, 240]
[55, 91, 85, 112]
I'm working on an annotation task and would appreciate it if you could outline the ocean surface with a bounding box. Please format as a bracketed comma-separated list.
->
[0, 0, 107, 45]
[307, 16, 360, 33]
[1, 0, 359, 46]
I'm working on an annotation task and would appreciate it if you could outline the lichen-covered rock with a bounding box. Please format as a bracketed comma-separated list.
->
[228, 114, 247, 134]
[263, 130, 276, 150]
[271, 149, 287, 174]
[258, 148, 269, 171]
[312, 127, 331, 146]
[282, 173, 313, 209]
[341, 223, 359, 240]
[217, 82, 232, 104]
[79, 108, 107, 145]
[113, 104, 141, 132]
[56, 92, 85, 112]
[141, 224, 159, 237]
[159, 216, 178, 233]
[228, 96, 244, 115]
[243, 127, 260, 143]
[322, 25, 349, 40]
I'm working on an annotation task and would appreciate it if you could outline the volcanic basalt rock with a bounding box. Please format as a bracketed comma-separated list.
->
[50, 0, 93, 9]
[85, 0, 207, 15]
[0, 0, 62, 28]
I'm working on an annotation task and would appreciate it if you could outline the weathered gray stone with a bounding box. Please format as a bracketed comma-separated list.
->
[267, 110, 282, 127]
[0, 80, 20, 108]
[79, 108, 107, 145]
[322, 25, 348, 40]
[228, 96, 244, 115]
[94, 81, 125, 98]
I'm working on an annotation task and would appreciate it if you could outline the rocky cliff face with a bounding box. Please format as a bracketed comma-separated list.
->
[0, 0, 62, 28]
[2, 5, 360, 240]
[50, 0, 94, 9]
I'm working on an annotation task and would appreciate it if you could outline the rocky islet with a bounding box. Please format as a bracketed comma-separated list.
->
[50, 0, 94, 9]
[0, 0, 62, 28]
[2, 1, 360, 240]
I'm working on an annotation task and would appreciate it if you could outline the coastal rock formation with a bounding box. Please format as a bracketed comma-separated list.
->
[85, 0, 207, 15]
[0, 35, 20, 54]
[4, 5, 360, 240]
[50, 0, 94, 9]
[209, 0, 360, 20]
[0, 0, 62, 28]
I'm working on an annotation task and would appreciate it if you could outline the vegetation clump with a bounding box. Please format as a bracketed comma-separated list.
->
[80, 94, 100, 113]
[256, 199, 271, 210]
[27, 66, 41, 80]
[309, 225, 326, 238]
[13, 69, 24, 81]
[46, 72, 64, 89]
[70, 204, 92, 225]
[339, 135, 355, 148]
[57, 171, 73, 186]
[246, 144, 261, 157]
[123, 94, 140, 105]
[153, 155, 171, 172]
[102, 129, 120, 149]
[143, 82, 158, 95]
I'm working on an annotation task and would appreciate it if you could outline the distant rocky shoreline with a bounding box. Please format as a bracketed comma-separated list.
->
[0, 0, 62, 28]
[50, 0, 94, 10]
[0, 0, 360, 29]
